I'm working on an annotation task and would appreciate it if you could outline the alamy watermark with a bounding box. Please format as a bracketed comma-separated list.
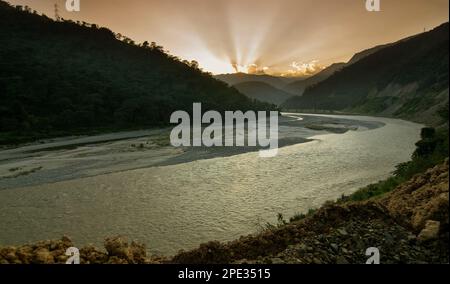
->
[366, 0, 381, 12]
[65, 0, 80, 12]
[170, 103, 279, 158]
[366, 247, 380, 264]
[64, 246, 381, 264]
[63, 0, 380, 13]
[65, 247, 80, 264]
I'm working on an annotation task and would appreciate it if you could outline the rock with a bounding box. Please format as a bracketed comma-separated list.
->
[129, 241, 147, 263]
[106, 256, 128, 264]
[103, 237, 149, 263]
[233, 258, 250, 264]
[418, 220, 441, 242]
[297, 243, 308, 253]
[33, 248, 55, 264]
[0, 236, 158, 264]
[16, 246, 33, 264]
[80, 245, 108, 264]
[407, 234, 417, 244]
[337, 228, 348, 236]
[5, 252, 18, 262]
[61, 235, 74, 248]
[270, 258, 284, 264]
[336, 256, 349, 264]
[330, 243, 339, 251]
[104, 236, 131, 260]
[381, 160, 449, 233]
[312, 257, 323, 264]
[56, 255, 69, 263]
[0, 247, 16, 261]
[384, 232, 394, 244]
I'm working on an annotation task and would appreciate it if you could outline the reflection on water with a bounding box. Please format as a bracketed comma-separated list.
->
[0, 114, 422, 256]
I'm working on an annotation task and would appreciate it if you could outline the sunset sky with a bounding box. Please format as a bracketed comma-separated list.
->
[8, 0, 449, 76]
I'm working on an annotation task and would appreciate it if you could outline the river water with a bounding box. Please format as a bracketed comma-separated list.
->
[0, 114, 423, 256]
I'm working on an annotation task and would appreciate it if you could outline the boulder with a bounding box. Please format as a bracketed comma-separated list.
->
[418, 220, 441, 242]
[104, 236, 132, 260]
[33, 248, 55, 264]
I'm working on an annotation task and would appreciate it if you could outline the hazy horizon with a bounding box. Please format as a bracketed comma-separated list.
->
[6, 0, 450, 76]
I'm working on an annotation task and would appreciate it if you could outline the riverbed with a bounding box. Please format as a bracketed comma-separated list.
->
[0, 114, 422, 256]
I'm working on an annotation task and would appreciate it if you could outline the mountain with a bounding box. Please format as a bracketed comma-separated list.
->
[346, 44, 391, 65]
[283, 44, 391, 96]
[282, 23, 449, 126]
[233, 81, 294, 106]
[214, 44, 396, 107]
[283, 63, 346, 95]
[0, 1, 273, 144]
[214, 73, 298, 89]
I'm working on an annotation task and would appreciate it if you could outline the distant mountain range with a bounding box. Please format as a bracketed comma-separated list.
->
[284, 44, 390, 96]
[214, 73, 298, 105]
[283, 23, 449, 125]
[215, 43, 393, 105]
[233, 81, 294, 106]
[214, 73, 297, 89]
[215, 23, 449, 125]
[283, 63, 346, 96]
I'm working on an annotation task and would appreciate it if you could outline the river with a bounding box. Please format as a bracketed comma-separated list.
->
[0, 113, 423, 256]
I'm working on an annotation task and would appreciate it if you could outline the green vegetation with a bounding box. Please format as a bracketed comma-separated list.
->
[0, 1, 274, 145]
[349, 97, 400, 115]
[289, 209, 317, 223]
[394, 95, 437, 117]
[264, 209, 318, 230]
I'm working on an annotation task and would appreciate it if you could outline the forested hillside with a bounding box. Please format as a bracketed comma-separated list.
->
[283, 23, 449, 126]
[0, 1, 273, 144]
[233, 81, 294, 106]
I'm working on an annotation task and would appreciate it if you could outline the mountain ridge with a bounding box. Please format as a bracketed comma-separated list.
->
[0, 1, 274, 144]
[283, 44, 392, 96]
[233, 81, 294, 106]
[283, 63, 346, 95]
[214, 73, 298, 89]
[282, 22, 449, 126]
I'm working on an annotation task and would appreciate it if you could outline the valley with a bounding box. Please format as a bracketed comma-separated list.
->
[0, 113, 422, 255]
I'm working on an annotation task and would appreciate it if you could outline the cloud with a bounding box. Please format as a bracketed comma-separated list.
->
[286, 60, 324, 76]
[230, 60, 323, 77]
[247, 64, 266, 75]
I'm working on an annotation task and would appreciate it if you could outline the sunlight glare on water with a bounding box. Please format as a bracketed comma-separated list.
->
[0, 115, 422, 256]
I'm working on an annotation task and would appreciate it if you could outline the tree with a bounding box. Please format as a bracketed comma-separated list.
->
[190, 60, 199, 70]
[414, 127, 438, 158]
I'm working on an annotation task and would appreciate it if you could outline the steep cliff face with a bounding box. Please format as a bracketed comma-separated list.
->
[381, 159, 449, 235]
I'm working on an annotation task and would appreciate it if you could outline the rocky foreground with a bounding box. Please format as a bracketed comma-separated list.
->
[1, 160, 448, 264]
